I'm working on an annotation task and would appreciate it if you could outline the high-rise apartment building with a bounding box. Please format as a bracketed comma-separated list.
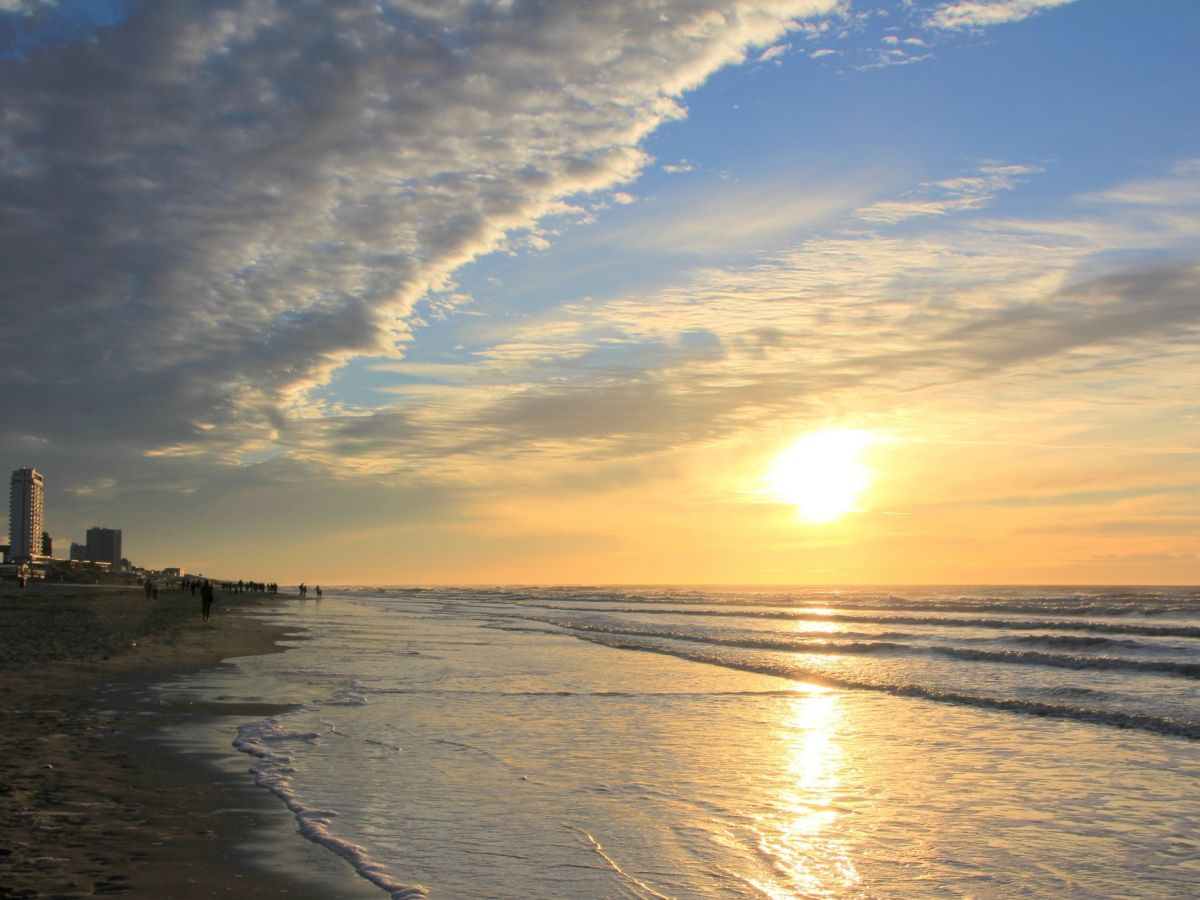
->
[85, 527, 122, 567]
[9, 468, 44, 562]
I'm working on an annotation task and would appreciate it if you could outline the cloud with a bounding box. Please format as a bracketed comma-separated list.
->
[322, 160, 1200, 479]
[0, 1, 58, 14]
[757, 42, 789, 63]
[0, 0, 838, 477]
[935, 262, 1200, 371]
[855, 162, 1042, 223]
[1079, 159, 1200, 209]
[927, 0, 1077, 31]
[63, 477, 117, 497]
[594, 173, 877, 255]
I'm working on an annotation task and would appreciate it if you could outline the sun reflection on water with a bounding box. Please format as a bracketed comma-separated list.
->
[751, 688, 861, 897]
[788, 619, 841, 635]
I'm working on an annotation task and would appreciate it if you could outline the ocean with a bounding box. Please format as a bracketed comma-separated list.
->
[160, 586, 1200, 898]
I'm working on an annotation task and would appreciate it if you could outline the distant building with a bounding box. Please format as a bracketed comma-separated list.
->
[9, 468, 45, 562]
[162, 567, 181, 578]
[85, 527, 123, 567]
[41, 531, 52, 558]
[70, 542, 88, 561]
[0, 544, 9, 564]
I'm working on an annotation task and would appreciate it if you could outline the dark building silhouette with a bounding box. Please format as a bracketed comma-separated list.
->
[41, 531, 52, 558]
[85, 527, 123, 567]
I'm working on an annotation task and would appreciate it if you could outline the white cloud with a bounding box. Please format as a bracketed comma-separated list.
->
[855, 162, 1042, 223]
[927, 0, 1078, 30]
[1079, 159, 1200, 209]
[0, 1, 55, 12]
[758, 43, 789, 62]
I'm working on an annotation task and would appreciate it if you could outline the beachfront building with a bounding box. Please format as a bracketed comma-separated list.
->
[70, 542, 87, 561]
[85, 527, 123, 567]
[41, 531, 52, 558]
[8, 468, 45, 562]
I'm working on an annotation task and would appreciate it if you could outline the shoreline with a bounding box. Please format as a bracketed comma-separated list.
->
[0, 581, 377, 899]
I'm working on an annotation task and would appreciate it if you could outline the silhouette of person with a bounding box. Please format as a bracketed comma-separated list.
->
[201, 579, 214, 622]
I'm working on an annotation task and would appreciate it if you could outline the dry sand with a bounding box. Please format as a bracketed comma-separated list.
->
[0, 581, 375, 899]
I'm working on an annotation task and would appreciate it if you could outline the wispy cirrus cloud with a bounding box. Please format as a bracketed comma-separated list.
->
[314, 160, 1200, 482]
[926, 0, 1078, 31]
[855, 162, 1042, 223]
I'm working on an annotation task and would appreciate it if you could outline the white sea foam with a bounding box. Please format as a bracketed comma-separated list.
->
[234, 718, 429, 899]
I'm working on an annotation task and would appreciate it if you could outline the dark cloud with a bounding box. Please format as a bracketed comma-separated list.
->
[938, 262, 1200, 371]
[0, 0, 823, 496]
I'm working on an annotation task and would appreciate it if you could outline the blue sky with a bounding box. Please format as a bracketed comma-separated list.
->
[2, 0, 1197, 583]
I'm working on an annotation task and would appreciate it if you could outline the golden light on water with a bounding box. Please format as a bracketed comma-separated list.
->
[752, 688, 860, 897]
[768, 429, 877, 523]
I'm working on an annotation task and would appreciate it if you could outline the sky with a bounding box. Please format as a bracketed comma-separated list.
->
[1, 0, 1197, 585]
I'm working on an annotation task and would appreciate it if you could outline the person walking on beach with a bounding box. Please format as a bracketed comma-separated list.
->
[200, 579, 214, 622]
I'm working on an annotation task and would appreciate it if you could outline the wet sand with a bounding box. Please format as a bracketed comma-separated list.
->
[0, 581, 376, 899]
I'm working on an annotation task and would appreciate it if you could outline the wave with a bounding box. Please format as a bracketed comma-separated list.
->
[556, 631, 1200, 740]
[348, 585, 1200, 622]
[531, 605, 1200, 639]
[234, 718, 429, 899]
[528, 616, 906, 655]
[932, 646, 1200, 679]
[1002, 634, 1147, 651]
[527, 615, 1200, 679]
[509, 587, 1200, 619]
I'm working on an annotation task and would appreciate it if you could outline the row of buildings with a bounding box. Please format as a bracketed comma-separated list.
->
[5, 467, 124, 568]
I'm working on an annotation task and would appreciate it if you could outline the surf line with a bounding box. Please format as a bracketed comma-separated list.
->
[562, 823, 676, 900]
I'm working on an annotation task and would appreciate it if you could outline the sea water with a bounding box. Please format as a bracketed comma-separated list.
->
[159, 586, 1200, 898]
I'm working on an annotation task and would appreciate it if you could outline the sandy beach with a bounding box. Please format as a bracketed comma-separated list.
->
[0, 580, 366, 899]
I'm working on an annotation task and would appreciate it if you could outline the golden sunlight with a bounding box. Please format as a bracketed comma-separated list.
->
[768, 429, 875, 523]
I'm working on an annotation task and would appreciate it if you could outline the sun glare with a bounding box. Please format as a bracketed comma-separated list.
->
[768, 429, 875, 523]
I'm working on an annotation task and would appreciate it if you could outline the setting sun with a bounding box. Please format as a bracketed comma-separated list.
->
[768, 429, 875, 524]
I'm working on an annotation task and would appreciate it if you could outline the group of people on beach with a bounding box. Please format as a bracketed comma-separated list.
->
[179, 576, 277, 622]
[167, 577, 317, 622]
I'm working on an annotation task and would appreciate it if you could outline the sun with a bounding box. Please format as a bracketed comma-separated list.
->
[768, 429, 875, 523]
